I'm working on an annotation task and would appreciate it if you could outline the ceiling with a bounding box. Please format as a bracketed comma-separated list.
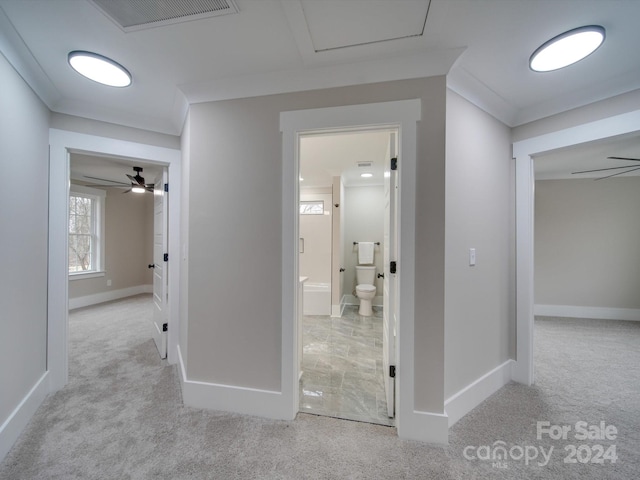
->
[70, 153, 163, 190]
[1, 0, 640, 138]
[300, 130, 393, 187]
[534, 131, 640, 180]
[2, 0, 640, 183]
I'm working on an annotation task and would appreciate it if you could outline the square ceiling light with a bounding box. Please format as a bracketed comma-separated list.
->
[90, 0, 239, 32]
[300, 0, 430, 52]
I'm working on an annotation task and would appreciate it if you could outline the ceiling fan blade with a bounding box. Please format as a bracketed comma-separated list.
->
[122, 188, 132, 194]
[572, 165, 639, 175]
[594, 166, 640, 180]
[126, 173, 140, 184]
[82, 183, 128, 188]
[607, 156, 640, 162]
[83, 175, 130, 186]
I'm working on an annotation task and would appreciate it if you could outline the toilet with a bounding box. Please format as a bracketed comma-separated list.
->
[355, 266, 376, 316]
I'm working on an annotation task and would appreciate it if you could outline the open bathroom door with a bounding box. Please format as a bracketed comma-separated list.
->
[383, 131, 398, 418]
[151, 170, 168, 359]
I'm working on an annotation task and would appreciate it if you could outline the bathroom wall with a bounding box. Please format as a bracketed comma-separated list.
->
[299, 189, 332, 285]
[343, 185, 385, 303]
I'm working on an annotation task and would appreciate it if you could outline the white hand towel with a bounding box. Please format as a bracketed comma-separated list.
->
[358, 242, 375, 265]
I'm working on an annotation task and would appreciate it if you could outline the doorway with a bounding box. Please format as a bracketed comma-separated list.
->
[48, 129, 181, 392]
[67, 153, 169, 359]
[512, 110, 640, 385]
[297, 129, 398, 425]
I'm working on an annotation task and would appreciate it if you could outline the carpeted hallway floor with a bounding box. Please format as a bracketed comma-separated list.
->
[1, 295, 638, 479]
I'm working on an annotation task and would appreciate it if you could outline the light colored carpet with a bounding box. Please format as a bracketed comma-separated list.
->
[1, 297, 638, 479]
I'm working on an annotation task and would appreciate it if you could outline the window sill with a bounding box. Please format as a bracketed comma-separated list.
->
[69, 271, 106, 281]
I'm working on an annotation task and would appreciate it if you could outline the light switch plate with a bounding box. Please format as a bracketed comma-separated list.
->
[469, 248, 476, 266]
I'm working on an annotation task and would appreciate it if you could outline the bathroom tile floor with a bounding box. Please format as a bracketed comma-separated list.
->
[299, 305, 394, 427]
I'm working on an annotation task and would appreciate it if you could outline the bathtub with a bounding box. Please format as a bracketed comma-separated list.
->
[303, 282, 331, 316]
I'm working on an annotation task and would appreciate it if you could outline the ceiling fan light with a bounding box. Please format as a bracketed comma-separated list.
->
[361, 173, 373, 178]
[131, 185, 146, 193]
[530, 25, 605, 72]
[68, 51, 132, 87]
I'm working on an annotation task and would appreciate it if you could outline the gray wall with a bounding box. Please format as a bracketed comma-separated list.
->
[444, 90, 514, 398]
[51, 113, 180, 150]
[342, 185, 385, 299]
[184, 76, 448, 411]
[535, 178, 640, 309]
[512, 89, 640, 142]
[68, 186, 154, 299]
[0, 52, 50, 433]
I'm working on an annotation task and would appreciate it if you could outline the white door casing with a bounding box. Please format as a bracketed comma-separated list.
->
[383, 131, 398, 418]
[280, 100, 443, 443]
[152, 172, 169, 359]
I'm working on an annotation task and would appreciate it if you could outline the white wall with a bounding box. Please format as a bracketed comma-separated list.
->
[444, 90, 514, 399]
[0, 52, 50, 459]
[69, 185, 153, 302]
[184, 76, 448, 413]
[535, 177, 640, 311]
[343, 185, 385, 300]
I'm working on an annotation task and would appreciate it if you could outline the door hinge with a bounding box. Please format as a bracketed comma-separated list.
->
[164, 183, 169, 192]
[390, 261, 397, 274]
[164, 253, 169, 262]
[389, 365, 396, 378]
[162, 323, 168, 332]
[391, 157, 398, 171]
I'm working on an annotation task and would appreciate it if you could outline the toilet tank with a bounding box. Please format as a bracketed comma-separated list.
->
[355, 266, 376, 285]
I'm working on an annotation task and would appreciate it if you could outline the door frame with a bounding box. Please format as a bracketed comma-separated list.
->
[280, 99, 422, 439]
[512, 109, 640, 385]
[48, 129, 181, 392]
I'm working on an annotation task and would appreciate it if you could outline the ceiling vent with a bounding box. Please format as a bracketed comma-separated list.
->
[357, 161, 373, 168]
[90, 0, 239, 32]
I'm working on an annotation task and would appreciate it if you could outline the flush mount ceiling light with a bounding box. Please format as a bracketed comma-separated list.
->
[529, 25, 605, 72]
[68, 51, 132, 87]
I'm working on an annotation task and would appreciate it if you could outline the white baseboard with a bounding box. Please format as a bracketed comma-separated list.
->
[0, 371, 49, 462]
[69, 284, 153, 310]
[343, 294, 384, 307]
[398, 409, 449, 444]
[534, 304, 640, 321]
[445, 360, 513, 428]
[177, 345, 293, 420]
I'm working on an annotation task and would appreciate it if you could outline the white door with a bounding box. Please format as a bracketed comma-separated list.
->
[383, 131, 398, 418]
[151, 171, 168, 359]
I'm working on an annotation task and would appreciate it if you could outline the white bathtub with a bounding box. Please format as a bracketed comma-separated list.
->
[303, 283, 331, 316]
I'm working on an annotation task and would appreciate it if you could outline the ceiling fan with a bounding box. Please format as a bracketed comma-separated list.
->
[572, 156, 640, 180]
[84, 166, 154, 193]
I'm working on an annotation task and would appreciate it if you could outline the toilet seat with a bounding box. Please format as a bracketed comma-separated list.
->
[356, 284, 376, 293]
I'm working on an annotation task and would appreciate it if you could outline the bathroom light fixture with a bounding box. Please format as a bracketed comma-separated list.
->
[361, 173, 373, 178]
[529, 25, 605, 72]
[68, 51, 132, 87]
[131, 185, 146, 193]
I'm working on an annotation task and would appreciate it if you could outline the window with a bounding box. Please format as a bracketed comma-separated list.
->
[69, 185, 105, 277]
[299, 200, 324, 215]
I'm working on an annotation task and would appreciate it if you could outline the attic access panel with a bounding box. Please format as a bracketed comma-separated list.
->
[90, 0, 239, 32]
[300, 0, 430, 52]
